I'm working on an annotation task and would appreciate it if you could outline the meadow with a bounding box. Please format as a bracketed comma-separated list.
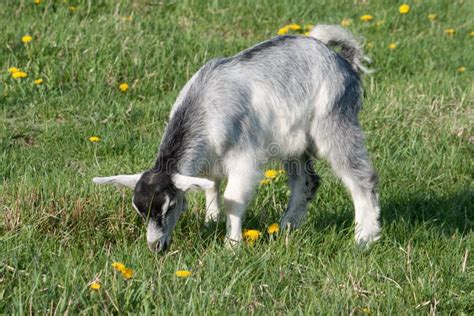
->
[1, 0, 472, 314]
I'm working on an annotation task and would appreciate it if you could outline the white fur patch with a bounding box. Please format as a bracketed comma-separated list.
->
[131, 196, 141, 216]
[147, 220, 163, 244]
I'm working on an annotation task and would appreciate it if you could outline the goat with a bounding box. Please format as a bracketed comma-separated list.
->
[93, 25, 380, 252]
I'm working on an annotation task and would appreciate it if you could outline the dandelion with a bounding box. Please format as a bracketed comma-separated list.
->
[12, 71, 28, 79]
[469, 31, 474, 37]
[399, 4, 410, 14]
[121, 268, 134, 280]
[287, 24, 301, 31]
[444, 28, 455, 36]
[264, 169, 279, 179]
[34, 78, 43, 85]
[243, 229, 261, 245]
[22, 35, 33, 44]
[261, 169, 284, 185]
[303, 24, 314, 31]
[267, 223, 280, 234]
[89, 281, 101, 290]
[111, 262, 133, 279]
[388, 42, 397, 49]
[8, 67, 20, 74]
[427, 14, 437, 21]
[34, 0, 42, 4]
[277, 26, 289, 35]
[89, 136, 100, 142]
[341, 19, 352, 27]
[360, 15, 374, 22]
[175, 270, 192, 278]
[112, 262, 126, 272]
[457, 66, 465, 73]
[119, 82, 129, 92]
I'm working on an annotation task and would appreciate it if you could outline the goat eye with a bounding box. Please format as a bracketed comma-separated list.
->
[168, 202, 176, 211]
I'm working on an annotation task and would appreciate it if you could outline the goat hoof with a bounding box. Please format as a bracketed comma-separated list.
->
[204, 216, 219, 227]
[224, 236, 242, 250]
[355, 232, 381, 249]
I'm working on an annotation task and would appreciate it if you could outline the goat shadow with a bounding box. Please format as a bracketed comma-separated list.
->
[309, 188, 473, 242]
[196, 189, 473, 245]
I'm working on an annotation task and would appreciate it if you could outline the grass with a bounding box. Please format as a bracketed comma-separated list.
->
[1, 0, 472, 314]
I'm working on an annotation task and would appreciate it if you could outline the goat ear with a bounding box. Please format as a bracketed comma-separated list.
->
[172, 174, 214, 192]
[92, 173, 143, 189]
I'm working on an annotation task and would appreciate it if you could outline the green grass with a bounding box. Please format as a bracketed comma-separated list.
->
[1, 0, 472, 314]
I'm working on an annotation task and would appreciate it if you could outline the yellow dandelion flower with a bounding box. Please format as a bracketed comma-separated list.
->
[444, 28, 455, 36]
[34, 78, 43, 85]
[341, 19, 352, 27]
[175, 270, 192, 278]
[277, 26, 289, 36]
[121, 268, 134, 280]
[112, 262, 126, 272]
[89, 136, 100, 142]
[469, 31, 474, 37]
[89, 281, 101, 290]
[12, 71, 28, 79]
[457, 66, 465, 73]
[22, 35, 33, 44]
[427, 14, 437, 21]
[119, 82, 129, 92]
[287, 24, 301, 31]
[243, 229, 261, 243]
[303, 24, 314, 31]
[34, 0, 42, 4]
[264, 169, 279, 179]
[399, 4, 410, 14]
[360, 15, 374, 22]
[388, 42, 397, 49]
[361, 307, 371, 314]
[8, 67, 20, 74]
[267, 223, 280, 234]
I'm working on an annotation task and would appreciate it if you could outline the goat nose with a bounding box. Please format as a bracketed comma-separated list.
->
[148, 236, 170, 252]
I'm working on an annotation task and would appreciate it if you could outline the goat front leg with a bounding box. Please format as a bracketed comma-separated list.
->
[205, 179, 221, 224]
[223, 170, 258, 247]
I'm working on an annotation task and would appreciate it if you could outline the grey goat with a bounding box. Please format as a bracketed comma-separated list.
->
[93, 25, 380, 252]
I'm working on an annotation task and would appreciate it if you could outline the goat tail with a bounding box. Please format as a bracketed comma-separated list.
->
[309, 24, 372, 74]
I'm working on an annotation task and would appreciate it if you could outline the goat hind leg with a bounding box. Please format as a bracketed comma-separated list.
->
[280, 157, 320, 229]
[321, 125, 380, 247]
